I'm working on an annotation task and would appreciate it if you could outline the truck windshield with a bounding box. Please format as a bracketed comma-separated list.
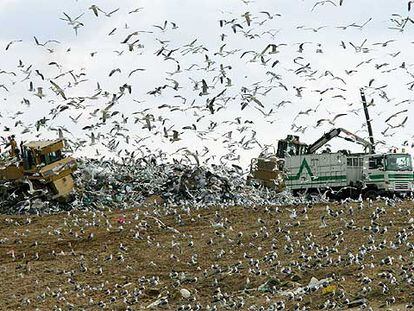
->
[385, 154, 413, 171]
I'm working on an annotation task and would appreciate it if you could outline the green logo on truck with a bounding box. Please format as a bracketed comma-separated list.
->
[287, 159, 313, 181]
[287, 158, 347, 183]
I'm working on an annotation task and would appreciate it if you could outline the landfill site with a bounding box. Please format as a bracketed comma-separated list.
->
[1, 158, 414, 310]
[2, 0, 414, 310]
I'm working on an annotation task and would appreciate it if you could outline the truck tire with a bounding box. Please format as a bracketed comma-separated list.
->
[308, 190, 321, 201]
[292, 189, 307, 197]
[363, 190, 377, 200]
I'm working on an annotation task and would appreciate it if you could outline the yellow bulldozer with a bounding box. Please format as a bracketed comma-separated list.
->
[0, 138, 77, 201]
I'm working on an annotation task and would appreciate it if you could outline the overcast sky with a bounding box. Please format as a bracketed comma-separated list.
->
[0, 0, 413, 166]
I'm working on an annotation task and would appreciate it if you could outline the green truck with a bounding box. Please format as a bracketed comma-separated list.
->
[249, 88, 413, 198]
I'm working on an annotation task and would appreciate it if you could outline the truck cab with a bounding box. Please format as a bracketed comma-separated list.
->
[363, 153, 413, 195]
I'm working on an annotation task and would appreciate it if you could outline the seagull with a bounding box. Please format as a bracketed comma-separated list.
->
[109, 68, 121, 77]
[50, 80, 67, 100]
[311, 0, 337, 11]
[128, 68, 146, 78]
[33, 36, 60, 46]
[258, 11, 281, 19]
[129, 7, 144, 14]
[349, 39, 368, 52]
[60, 12, 84, 35]
[372, 39, 396, 47]
[384, 109, 408, 123]
[0, 85, 9, 92]
[5, 39, 22, 51]
[34, 87, 45, 99]
[89, 5, 101, 17]
[388, 116, 408, 129]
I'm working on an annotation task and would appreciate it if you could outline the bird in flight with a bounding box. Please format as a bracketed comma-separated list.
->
[5, 39, 22, 51]
[311, 0, 337, 11]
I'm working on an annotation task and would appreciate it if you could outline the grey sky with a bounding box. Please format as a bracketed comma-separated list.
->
[0, 0, 413, 166]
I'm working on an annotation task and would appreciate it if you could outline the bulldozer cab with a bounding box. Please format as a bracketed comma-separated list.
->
[23, 139, 76, 199]
[23, 140, 65, 170]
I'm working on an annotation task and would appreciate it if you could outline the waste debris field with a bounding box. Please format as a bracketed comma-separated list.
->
[1, 199, 414, 310]
[0, 158, 294, 215]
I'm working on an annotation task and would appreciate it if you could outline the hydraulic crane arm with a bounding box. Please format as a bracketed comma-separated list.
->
[360, 88, 375, 153]
[307, 128, 341, 154]
[307, 128, 373, 154]
[339, 128, 373, 153]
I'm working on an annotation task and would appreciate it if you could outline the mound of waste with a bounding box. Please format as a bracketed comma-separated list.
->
[0, 157, 321, 214]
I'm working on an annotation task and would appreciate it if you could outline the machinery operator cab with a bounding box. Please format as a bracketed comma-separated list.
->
[368, 153, 413, 172]
[22, 140, 65, 171]
[23, 148, 64, 170]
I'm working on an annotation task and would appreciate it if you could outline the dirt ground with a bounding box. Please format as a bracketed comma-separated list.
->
[1, 199, 414, 310]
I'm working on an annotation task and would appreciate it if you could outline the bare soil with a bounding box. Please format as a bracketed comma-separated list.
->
[1, 199, 414, 310]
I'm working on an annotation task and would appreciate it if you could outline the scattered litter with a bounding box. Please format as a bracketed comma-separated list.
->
[347, 298, 367, 308]
[278, 276, 333, 297]
[146, 296, 168, 309]
[258, 278, 281, 293]
[179, 288, 191, 299]
[322, 284, 337, 295]
[0, 157, 327, 215]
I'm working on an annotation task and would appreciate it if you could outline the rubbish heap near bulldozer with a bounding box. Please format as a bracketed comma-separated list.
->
[0, 91, 412, 215]
[249, 88, 414, 199]
[0, 138, 77, 209]
[0, 153, 304, 215]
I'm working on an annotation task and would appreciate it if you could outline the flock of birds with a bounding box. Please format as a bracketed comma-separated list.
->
[0, 0, 413, 166]
[1, 0, 414, 309]
[2, 195, 414, 310]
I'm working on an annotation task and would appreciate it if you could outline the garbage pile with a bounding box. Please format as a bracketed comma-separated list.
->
[73, 158, 300, 207]
[0, 157, 323, 214]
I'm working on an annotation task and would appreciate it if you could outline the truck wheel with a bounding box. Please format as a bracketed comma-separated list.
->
[308, 190, 321, 201]
[364, 190, 377, 200]
[292, 189, 306, 197]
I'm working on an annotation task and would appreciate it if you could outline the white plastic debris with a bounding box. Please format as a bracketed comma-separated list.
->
[278, 276, 333, 297]
[180, 288, 191, 298]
